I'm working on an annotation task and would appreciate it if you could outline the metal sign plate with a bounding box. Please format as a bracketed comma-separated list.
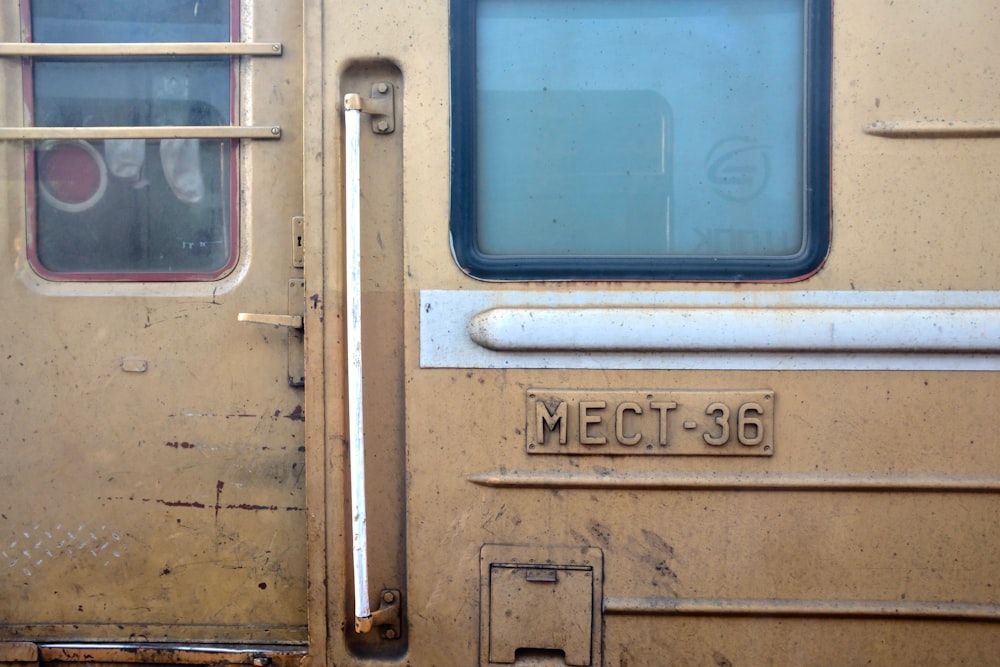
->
[526, 389, 774, 456]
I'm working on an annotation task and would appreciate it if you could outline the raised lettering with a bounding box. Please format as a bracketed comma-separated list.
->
[535, 400, 568, 446]
[703, 402, 730, 446]
[649, 401, 678, 446]
[737, 402, 764, 446]
[579, 400, 607, 445]
[615, 402, 643, 446]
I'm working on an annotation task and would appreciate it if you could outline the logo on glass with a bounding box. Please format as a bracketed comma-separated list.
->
[706, 137, 770, 202]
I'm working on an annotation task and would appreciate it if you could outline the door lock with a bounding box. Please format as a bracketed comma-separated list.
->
[238, 278, 306, 386]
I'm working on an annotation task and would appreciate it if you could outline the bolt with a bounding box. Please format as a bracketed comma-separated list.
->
[376, 119, 390, 132]
[271, 44, 280, 52]
[384, 628, 398, 640]
[376, 82, 389, 94]
[382, 590, 396, 604]
[270, 127, 280, 135]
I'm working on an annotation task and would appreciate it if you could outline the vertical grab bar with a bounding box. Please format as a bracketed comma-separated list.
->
[344, 97, 372, 633]
[343, 87, 395, 635]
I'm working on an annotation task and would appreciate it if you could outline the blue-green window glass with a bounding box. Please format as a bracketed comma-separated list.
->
[451, 0, 831, 280]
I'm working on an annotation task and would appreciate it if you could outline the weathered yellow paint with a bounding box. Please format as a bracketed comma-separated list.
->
[2, 1, 1000, 666]
[307, 1, 1000, 665]
[1, 0, 307, 647]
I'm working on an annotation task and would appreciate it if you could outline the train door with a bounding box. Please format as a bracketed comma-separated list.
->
[313, 0, 1000, 665]
[0, 1, 309, 664]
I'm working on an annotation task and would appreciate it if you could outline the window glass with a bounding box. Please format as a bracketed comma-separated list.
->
[27, 0, 235, 280]
[451, 0, 831, 280]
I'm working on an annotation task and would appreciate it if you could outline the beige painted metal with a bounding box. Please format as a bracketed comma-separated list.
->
[2, 1, 1000, 666]
[306, 1, 1000, 666]
[0, 0, 308, 655]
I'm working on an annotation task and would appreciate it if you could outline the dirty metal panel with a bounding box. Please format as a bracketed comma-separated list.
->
[481, 545, 603, 667]
[0, 0, 308, 645]
[488, 566, 593, 665]
[526, 389, 773, 456]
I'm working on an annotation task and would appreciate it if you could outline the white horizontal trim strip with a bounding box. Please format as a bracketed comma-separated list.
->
[421, 290, 1000, 371]
[469, 307, 999, 352]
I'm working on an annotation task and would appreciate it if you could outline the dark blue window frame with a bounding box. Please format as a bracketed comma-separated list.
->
[450, 0, 832, 281]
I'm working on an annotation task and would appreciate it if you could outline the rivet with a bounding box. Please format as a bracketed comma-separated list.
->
[382, 590, 395, 604]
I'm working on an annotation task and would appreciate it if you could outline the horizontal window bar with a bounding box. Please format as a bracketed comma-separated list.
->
[0, 42, 281, 57]
[0, 126, 280, 140]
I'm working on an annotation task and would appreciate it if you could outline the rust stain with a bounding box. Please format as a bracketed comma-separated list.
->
[156, 499, 206, 509]
[101, 496, 304, 512]
[164, 441, 196, 449]
[215, 480, 225, 518]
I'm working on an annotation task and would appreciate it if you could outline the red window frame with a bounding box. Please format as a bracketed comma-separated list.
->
[20, 0, 241, 282]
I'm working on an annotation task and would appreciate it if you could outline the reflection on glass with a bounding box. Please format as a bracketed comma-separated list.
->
[476, 0, 804, 258]
[28, 0, 234, 278]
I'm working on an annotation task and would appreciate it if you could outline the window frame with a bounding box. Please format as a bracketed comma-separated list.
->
[20, 0, 241, 282]
[449, 0, 833, 282]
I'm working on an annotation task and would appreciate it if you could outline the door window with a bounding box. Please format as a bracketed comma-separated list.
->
[26, 0, 236, 280]
[450, 0, 831, 280]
